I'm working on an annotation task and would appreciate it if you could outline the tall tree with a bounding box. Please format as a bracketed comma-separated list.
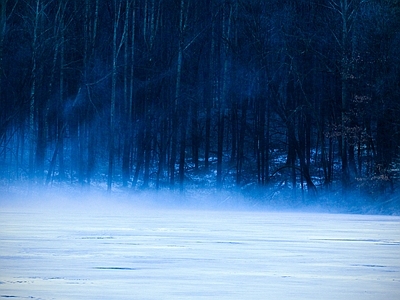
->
[122, 0, 135, 187]
[108, 0, 128, 191]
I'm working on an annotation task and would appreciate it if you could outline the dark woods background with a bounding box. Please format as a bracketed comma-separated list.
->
[1, 0, 400, 209]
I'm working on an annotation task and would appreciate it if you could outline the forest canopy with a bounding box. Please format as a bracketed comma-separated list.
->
[1, 0, 399, 211]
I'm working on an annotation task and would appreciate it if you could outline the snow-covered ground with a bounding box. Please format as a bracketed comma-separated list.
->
[1, 202, 399, 299]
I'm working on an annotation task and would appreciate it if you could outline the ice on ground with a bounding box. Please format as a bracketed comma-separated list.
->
[1, 204, 399, 300]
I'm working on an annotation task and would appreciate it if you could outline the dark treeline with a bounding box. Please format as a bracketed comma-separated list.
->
[1, 0, 400, 204]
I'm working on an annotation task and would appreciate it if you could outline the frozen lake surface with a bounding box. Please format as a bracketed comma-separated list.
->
[1, 203, 400, 299]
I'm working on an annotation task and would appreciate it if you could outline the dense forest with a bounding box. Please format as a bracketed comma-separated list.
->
[1, 0, 400, 208]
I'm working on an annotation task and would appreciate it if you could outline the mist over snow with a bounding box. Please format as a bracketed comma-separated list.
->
[1, 194, 400, 299]
[1, 184, 400, 299]
[0, 182, 399, 216]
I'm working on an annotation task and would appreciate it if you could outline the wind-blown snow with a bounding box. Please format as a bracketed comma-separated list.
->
[1, 204, 399, 299]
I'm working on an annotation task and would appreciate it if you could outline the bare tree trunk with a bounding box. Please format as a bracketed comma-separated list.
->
[132, 129, 144, 187]
[84, 0, 99, 186]
[0, 0, 6, 100]
[179, 112, 187, 190]
[216, 110, 224, 189]
[333, 0, 354, 191]
[156, 118, 168, 189]
[191, 99, 199, 171]
[129, 0, 136, 181]
[29, 0, 41, 180]
[265, 102, 270, 184]
[204, 11, 214, 173]
[46, 2, 67, 185]
[170, 0, 186, 188]
[58, 12, 65, 181]
[204, 104, 211, 172]
[122, 0, 132, 187]
[217, 2, 233, 189]
[230, 100, 238, 163]
[177, 0, 188, 189]
[143, 118, 152, 188]
[108, 6, 117, 191]
[236, 99, 247, 186]
[169, 114, 177, 186]
[108, 0, 127, 192]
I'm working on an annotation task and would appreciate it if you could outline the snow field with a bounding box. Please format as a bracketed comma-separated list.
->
[1, 206, 400, 299]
